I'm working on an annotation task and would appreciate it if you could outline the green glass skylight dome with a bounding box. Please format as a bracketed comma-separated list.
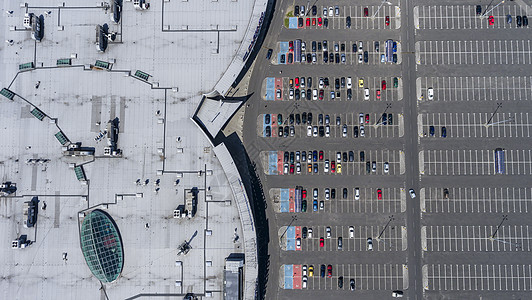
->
[80, 209, 124, 283]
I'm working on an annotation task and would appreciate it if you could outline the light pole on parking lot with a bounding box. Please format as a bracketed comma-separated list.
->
[280, 215, 298, 241]
[374, 103, 392, 127]
[481, 0, 505, 18]
[371, 0, 392, 20]
[486, 116, 514, 127]
[485, 102, 502, 126]
[489, 214, 520, 248]
[375, 215, 394, 242]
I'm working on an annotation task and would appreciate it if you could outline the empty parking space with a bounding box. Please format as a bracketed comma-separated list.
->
[416, 40, 532, 65]
[422, 225, 532, 252]
[292, 263, 407, 291]
[421, 187, 532, 214]
[419, 112, 532, 138]
[423, 264, 532, 291]
[420, 149, 532, 176]
[415, 5, 529, 30]
[417, 76, 532, 102]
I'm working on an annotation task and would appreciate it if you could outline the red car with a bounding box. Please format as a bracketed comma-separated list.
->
[306, 18, 311, 27]
[376, 90, 381, 99]
[290, 164, 294, 174]
[385, 16, 390, 26]
[331, 161, 336, 173]
[488, 15, 494, 25]
[319, 151, 324, 160]
[318, 17, 322, 26]
[365, 114, 370, 124]
[364, 7, 369, 17]
[320, 237, 324, 247]
[327, 265, 332, 278]
[302, 189, 307, 199]
[295, 77, 299, 89]
[382, 80, 387, 90]
[377, 189, 382, 200]
[289, 41, 293, 52]
[319, 89, 324, 100]
[312, 18, 316, 26]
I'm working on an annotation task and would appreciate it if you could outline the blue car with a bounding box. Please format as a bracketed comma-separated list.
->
[313, 150, 318, 162]
[313, 200, 318, 211]
[441, 126, 447, 138]
[392, 42, 397, 53]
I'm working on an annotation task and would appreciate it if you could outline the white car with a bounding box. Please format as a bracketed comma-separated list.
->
[302, 276, 308, 289]
[324, 160, 329, 173]
[325, 125, 330, 137]
[384, 162, 389, 173]
[296, 151, 300, 161]
[313, 188, 319, 200]
[359, 113, 364, 124]
[300, 5, 305, 16]
[360, 125, 365, 137]
[342, 125, 347, 137]
[358, 41, 363, 52]
[347, 77, 352, 89]
[308, 228, 313, 238]
[296, 162, 301, 174]
[392, 291, 404, 298]
[307, 126, 312, 137]
[300, 77, 305, 88]
[325, 188, 330, 200]
[358, 54, 363, 63]
[330, 91, 335, 99]
[381, 54, 385, 62]
[349, 226, 355, 238]
[289, 88, 294, 99]
[329, 7, 333, 17]
[323, 7, 327, 16]
[284, 163, 289, 174]
[428, 87, 434, 100]
[301, 54, 306, 62]
[409, 188, 416, 198]
[336, 152, 341, 162]
[367, 237, 373, 250]
[301, 42, 306, 51]
[320, 201, 324, 210]
[296, 238, 301, 249]
[313, 126, 318, 137]
[355, 188, 360, 200]
[313, 89, 318, 100]
[290, 126, 295, 136]
[326, 226, 331, 238]
[319, 78, 324, 88]
[303, 265, 307, 276]
[364, 88, 370, 100]
[335, 6, 339, 16]
[312, 53, 317, 63]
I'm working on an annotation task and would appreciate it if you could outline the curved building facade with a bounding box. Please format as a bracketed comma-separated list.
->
[80, 209, 124, 283]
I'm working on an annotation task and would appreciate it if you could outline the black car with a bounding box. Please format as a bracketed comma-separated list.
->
[307, 89, 311, 100]
[289, 114, 294, 124]
[302, 112, 307, 123]
[343, 152, 347, 162]
[312, 5, 317, 16]
[266, 49, 273, 60]
[301, 200, 307, 212]
[265, 114, 270, 124]
[324, 18, 329, 28]
[393, 53, 398, 63]
[341, 77, 345, 88]
[364, 51, 368, 63]
[382, 113, 387, 125]
[307, 113, 313, 124]
[265, 126, 271, 137]
[349, 151, 354, 162]
[375, 41, 379, 52]
[288, 53, 293, 63]
[319, 126, 324, 137]
[360, 151, 365, 161]
[476, 5, 481, 16]
[320, 264, 326, 278]
[277, 113, 283, 124]
[347, 89, 352, 100]
[317, 42, 322, 51]
[307, 77, 312, 88]
[295, 5, 300, 16]
[429, 125, 435, 136]
[280, 54, 286, 64]
[324, 77, 329, 87]
[298, 17, 303, 27]
[318, 114, 323, 125]
[335, 78, 340, 89]
[289, 152, 295, 163]
[346, 16, 351, 28]
[312, 41, 317, 52]
[307, 53, 312, 63]
[284, 151, 289, 162]
[323, 40, 328, 50]
[341, 43, 345, 52]
[295, 89, 300, 100]
[302, 226, 308, 238]
[295, 114, 301, 124]
[352, 43, 357, 52]
[338, 276, 344, 288]
[329, 52, 334, 63]
[284, 126, 289, 137]
[388, 114, 393, 125]
[331, 188, 336, 199]
[517, 15, 522, 27]
[366, 161, 371, 173]
[524, 16, 529, 27]
[343, 188, 348, 199]
[323, 51, 328, 63]
[353, 126, 358, 137]
[278, 126, 284, 137]
[335, 53, 340, 63]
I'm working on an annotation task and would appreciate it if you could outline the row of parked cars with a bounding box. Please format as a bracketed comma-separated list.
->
[293, 4, 392, 28]
[475, 5, 528, 27]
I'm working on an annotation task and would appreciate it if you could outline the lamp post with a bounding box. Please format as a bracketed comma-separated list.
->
[371, 0, 392, 19]
[485, 102, 502, 126]
[374, 103, 392, 127]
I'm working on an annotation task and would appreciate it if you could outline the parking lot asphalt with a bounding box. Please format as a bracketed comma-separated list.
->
[242, 0, 532, 299]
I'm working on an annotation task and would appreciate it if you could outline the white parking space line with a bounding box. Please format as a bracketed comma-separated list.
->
[420, 113, 532, 138]
[332, 187, 405, 214]
[306, 263, 406, 290]
[423, 187, 532, 214]
[424, 264, 532, 291]
[417, 40, 532, 65]
[418, 76, 532, 102]
[415, 5, 529, 30]
[301, 225, 405, 252]
[422, 149, 532, 176]
[423, 225, 532, 252]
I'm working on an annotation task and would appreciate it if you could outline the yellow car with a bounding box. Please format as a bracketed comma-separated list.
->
[337, 163, 342, 174]
[308, 265, 314, 277]
[308, 164, 312, 173]
[358, 78, 364, 88]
